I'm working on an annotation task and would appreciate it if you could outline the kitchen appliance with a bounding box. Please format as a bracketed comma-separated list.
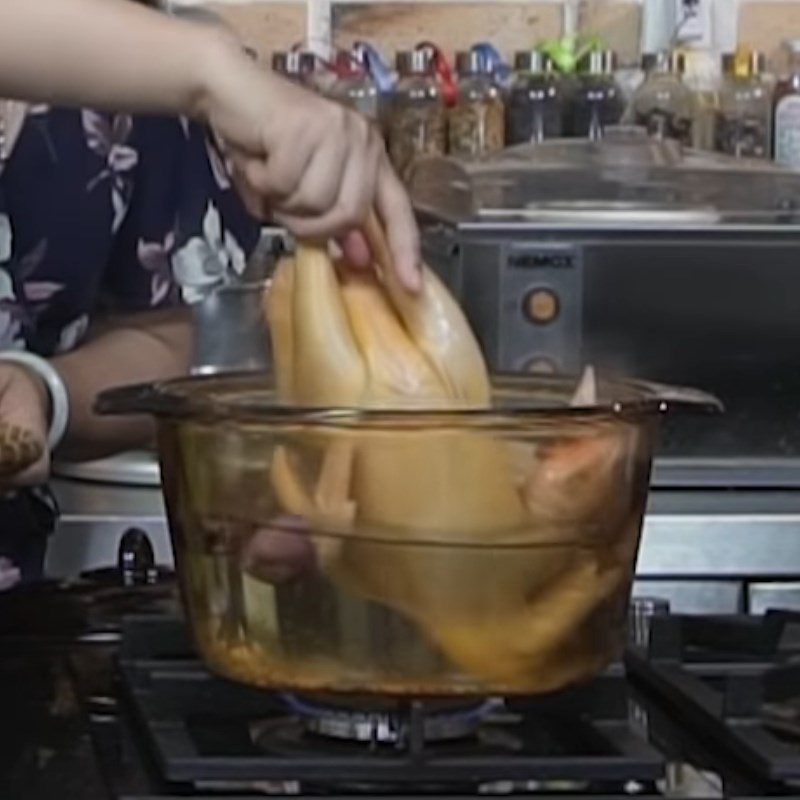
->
[407, 131, 800, 616]
[46, 451, 171, 579]
[95, 370, 717, 696]
[1, 551, 798, 800]
[409, 131, 800, 489]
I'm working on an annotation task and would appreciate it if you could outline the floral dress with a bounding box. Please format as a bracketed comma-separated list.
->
[0, 105, 260, 585]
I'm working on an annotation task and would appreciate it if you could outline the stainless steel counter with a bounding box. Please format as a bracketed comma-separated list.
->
[46, 476, 800, 616]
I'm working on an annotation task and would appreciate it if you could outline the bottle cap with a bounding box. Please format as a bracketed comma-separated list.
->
[722, 49, 766, 78]
[581, 50, 617, 76]
[396, 49, 434, 75]
[514, 50, 553, 74]
[272, 51, 316, 77]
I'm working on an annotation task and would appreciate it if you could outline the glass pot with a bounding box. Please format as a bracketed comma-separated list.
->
[97, 372, 718, 696]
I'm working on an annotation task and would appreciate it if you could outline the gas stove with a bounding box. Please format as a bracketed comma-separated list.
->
[113, 617, 665, 797]
[0, 562, 798, 799]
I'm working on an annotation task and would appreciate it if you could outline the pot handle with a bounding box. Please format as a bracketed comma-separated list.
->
[636, 380, 724, 414]
[94, 381, 171, 417]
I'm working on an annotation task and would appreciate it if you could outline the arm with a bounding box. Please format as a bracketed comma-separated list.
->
[51, 308, 191, 462]
[0, 0, 223, 116]
[0, 308, 190, 485]
[0, 0, 420, 289]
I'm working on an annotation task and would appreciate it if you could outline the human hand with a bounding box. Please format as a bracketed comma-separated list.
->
[197, 39, 421, 291]
[0, 364, 49, 488]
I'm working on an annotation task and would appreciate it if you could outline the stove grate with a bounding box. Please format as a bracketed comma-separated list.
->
[626, 610, 800, 782]
[119, 616, 665, 793]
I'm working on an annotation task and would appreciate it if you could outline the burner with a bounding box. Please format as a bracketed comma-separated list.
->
[118, 616, 665, 791]
[277, 693, 495, 744]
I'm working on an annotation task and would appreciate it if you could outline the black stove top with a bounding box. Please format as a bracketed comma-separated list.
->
[0, 578, 798, 800]
[118, 617, 664, 795]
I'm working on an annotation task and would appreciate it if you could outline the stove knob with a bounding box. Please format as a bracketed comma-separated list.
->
[117, 528, 157, 587]
[628, 596, 670, 647]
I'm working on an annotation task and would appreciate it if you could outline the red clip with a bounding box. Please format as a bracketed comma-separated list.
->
[332, 50, 364, 79]
[416, 41, 458, 107]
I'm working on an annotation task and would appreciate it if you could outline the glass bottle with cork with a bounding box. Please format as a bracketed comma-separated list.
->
[388, 49, 447, 180]
[630, 51, 694, 145]
[717, 50, 772, 159]
[572, 51, 624, 140]
[506, 51, 563, 145]
[448, 50, 505, 159]
[774, 39, 800, 170]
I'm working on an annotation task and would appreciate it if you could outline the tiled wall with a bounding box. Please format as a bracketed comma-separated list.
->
[202, 0, 800, 68]
[207, 1, 305, 60]
[738, 1, 800, 69]
[575, 1, 641, 64]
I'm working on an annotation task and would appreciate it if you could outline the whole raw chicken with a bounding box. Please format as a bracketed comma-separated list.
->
[263, 239, 642, 691]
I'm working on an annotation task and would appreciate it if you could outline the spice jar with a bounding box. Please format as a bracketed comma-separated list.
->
[447, 51, 505, 159]
[573, 51, 625, 140]
[388, 49, 447, 180]
[506, 51, 563, 145]
[271, 51, 318, 90]
[774, 40, 800, 170]
[631, 51, 694, 145]
[329, 51, 382, 124]
[716, 51, 772, 159]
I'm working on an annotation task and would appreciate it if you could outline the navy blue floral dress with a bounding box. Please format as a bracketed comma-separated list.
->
[0, 105, 260, 586]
